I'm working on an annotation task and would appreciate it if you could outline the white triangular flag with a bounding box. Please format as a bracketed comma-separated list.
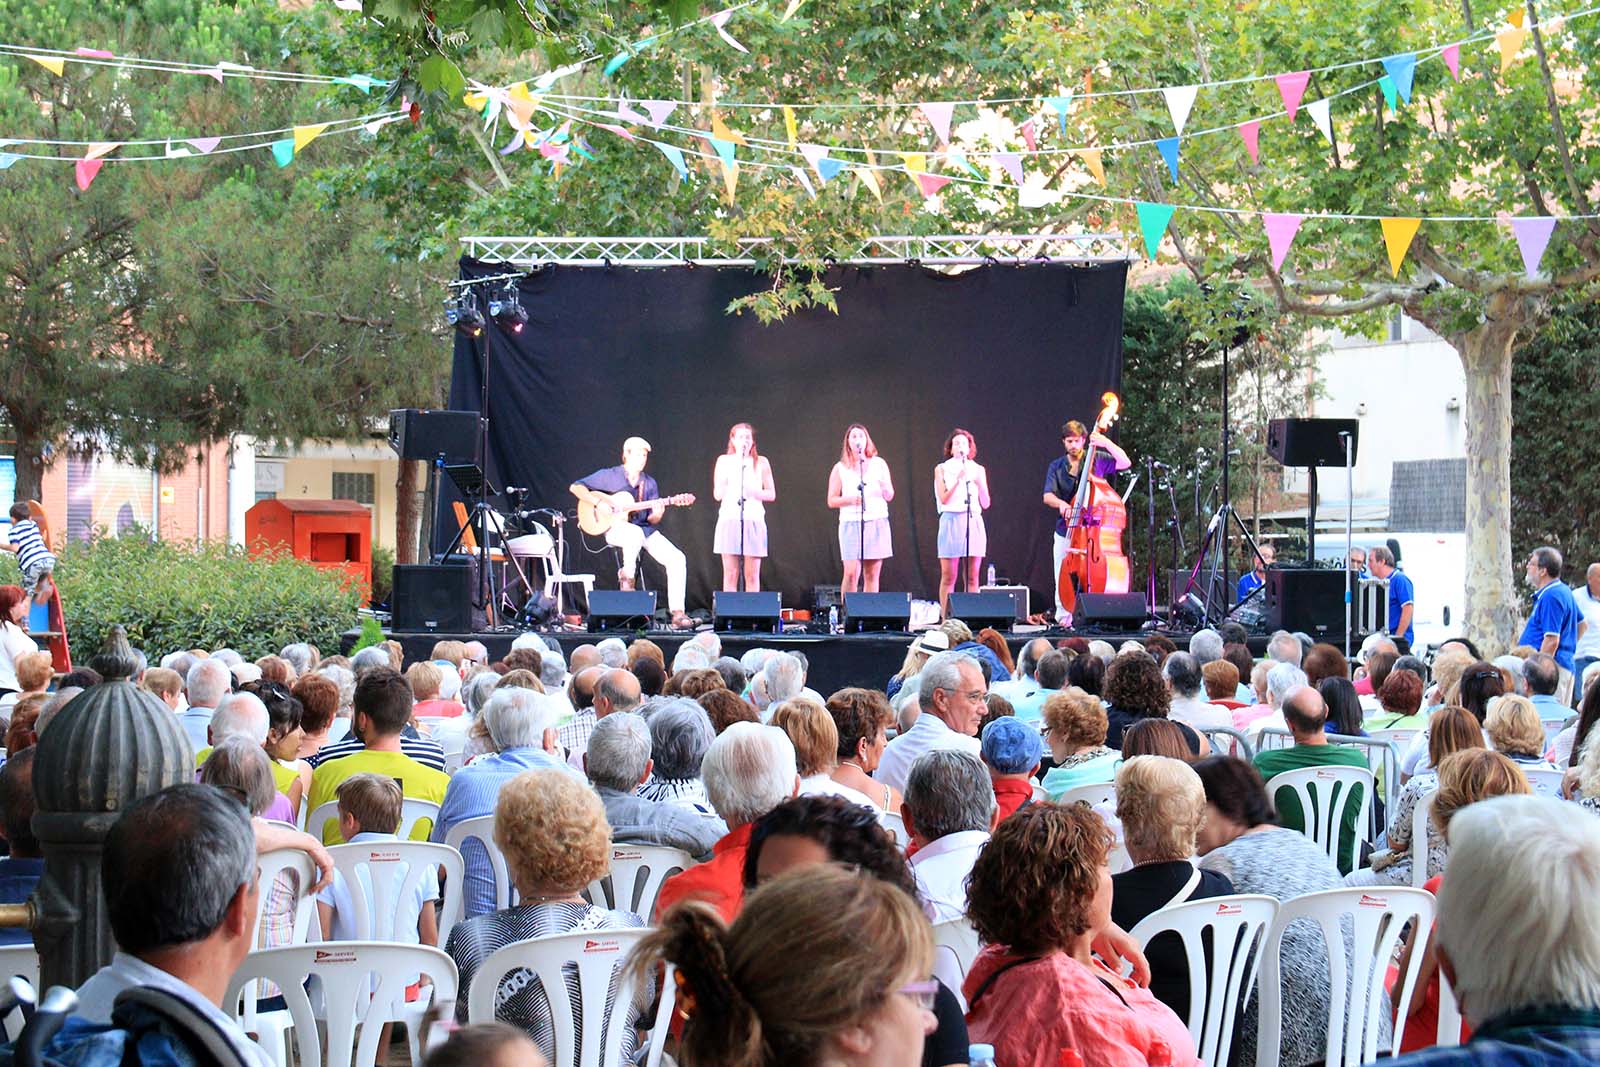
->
[1162, 85, 1198, 135]
[1306, 98, 1334, 144]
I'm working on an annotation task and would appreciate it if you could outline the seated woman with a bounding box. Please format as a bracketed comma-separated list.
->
[1192, 755, 1350, 1067]
[634, 863, 937, 1067]
[1483, 694, 1553, 771]
[636, 698, 719, 820]
[1103, 653, 1205, 755]
[964, 803, 1199, 1067]
[825, 687, 902, 812]
[1366, 669, 1427, 732]
[445, 770, 651, 1060]
[1040, 688, 1118, 800]
[1110, 756, 1235, 1020]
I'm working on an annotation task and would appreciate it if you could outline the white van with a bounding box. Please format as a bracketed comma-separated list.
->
[1314, 531, 1465, 657]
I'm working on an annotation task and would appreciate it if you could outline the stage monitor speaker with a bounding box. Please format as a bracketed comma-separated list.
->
[1266, 418, 1360, 468]
[948, 591, 1019, 632]
[388, 408, 480, 464]
[714, 591, 782, 634]
[1267, 567, 1349, 642]
[843, 591, 911, 634]
[391, 564, 472, 633]
[978, 585, 1030, 623]
[588, 590, 658, 632]
[1076, 592, 1150, 627]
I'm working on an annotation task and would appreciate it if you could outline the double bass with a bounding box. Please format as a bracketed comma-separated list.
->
[1057, 392, 1131, 617]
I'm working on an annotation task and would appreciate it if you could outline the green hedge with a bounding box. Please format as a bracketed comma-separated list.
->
[0, 532, 363, 658]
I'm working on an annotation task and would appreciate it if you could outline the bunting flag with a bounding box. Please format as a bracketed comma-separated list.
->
[1077, 147, 1105, 187]
[334, 74, 383, 93]
[1381, 216, 1422, 276]
[708, 136, 738, 167]
[507, 83, 539, 127]
[1380, 53, 1416, 103]
[944, 150, 979, 177]
[1156, 137, 1181, 183]
[782, 105, 798, 150]
[718, 158, 739, 202]
[856, 166, 882, 202]
[74, 157, 104, 190]
[270, 138, 295, 167]
[710, 113, 748, 147]
[74, 48, 114, 59]
[914, 172, 951, 198]
[1442, 43, 1462, 80]
[1136, 201, 1176, 259]
[1306, 98, 1334, 143]
[1378, 74, 1399, 113]
[1019, 120, 1037, 153]
[709, 9, 749, 53]
[899, 152, 926, 175]
[164, 141, 192, 158]
[292, 123, 328, 152]
[1239, 121, 1261, 164]
[792, 165, 816, 198]
[1263, 213, 1304, 271]
[1510, 7, 1526, 27]
[653, 140, 688, 179]
[799, 142, 830, 178]
[595, 123, 636, 141]
[1275, 71, 1311, 120]
[1045, 94, 1073, 136]
[23, 54, 64, 76]
[1162, 84, 1198, 135]
[194, 65, 225, 84]
[333, 0, 362, 10]
[0, 151, 19, 170]
[993, 151, 1024, 186]
[919, 101, 955, 144]
[84, 141, 118, 161]
[1497, 24, 1528, 73]
[816, 156, 845, 183]
[642, 101, 677, 128]
[781, 0, 807, 20]
[617, 96, 647, 125]
[1018, 183, 1061, 209]
[602, 50, 634, 77]
[1511, 216, 1557, 276]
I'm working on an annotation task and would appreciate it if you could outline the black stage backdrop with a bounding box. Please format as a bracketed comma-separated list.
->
[445, 258, 1127, 615]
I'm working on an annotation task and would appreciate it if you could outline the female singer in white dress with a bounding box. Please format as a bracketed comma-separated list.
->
[934, 428, 991, 618]
[827, 424, 895, 594]
[712, 423, 776, 592]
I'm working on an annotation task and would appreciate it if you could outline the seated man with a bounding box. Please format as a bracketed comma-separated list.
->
[902, 750, 997, 923]
[585, 712, 722, 860]
[1164, 651, 1232, 734]
[0, 748, 41, 945]
[1253, 684, 1369, 874]
[1390, 795, 1600, 1065]
[1523, 653, 1570, 723]
[1010, 649, 1068, 724]
[75, 784, 274, 1066]
[989, 637, 1052, 705]
[874, 651, 986, 795]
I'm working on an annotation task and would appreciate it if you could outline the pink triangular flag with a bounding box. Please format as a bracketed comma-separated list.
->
[799, 142, 830, 176]
[994, 151, 1024, 186]
[1020, 119, 1037, 153]
[1263, 213, 1304, 271]
[1441, 43, 1461, 80]
[84, 141, 118, 161]
[1510, 216, 1557, 277]
[74, 158, 104, 191]
[186, 137, 221, 155]
[1275, 70, 1311, 120]
[616, 97, 647, 124]
[914, 172, 951, 198]
[194, 65, 225, 84]
[596, 123, 636, 141]
[709, 9, 749, 52]
[1239, 121, 1260, 164]
[75, 48, 114, 59]
[920, 102, 955, 144]
[642, 100, 677, 128]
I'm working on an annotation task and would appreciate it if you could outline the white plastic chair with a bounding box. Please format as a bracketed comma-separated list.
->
[931, 918, 982, 1012]
[464, 928, 670, 1067]
[1126, 894, 1279, 1067]
[444, 750, 467, 776]
[243, 849, 321, 1067]
[1408, 791, 1437, 889]
[0, 943, 38, 1042]
[1437, 968, 1464, 1047]
[1201, 726, 1255, 761]
[1267, 765, 1375, 872]
[585, 844, 695, 917]
[1255, 887, 1436, 1067]
[879, 810, 908, 847]
[1368, 727, 1418, 750]
[226, 942, 458, 1067]
[1522, 764, 1566, 798]
[306, 797, 441, 844]
[444, 814, 518, 913]
[1056, 781, 1116, 808]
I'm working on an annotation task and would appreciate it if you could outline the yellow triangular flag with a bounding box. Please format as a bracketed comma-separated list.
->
[781, 0, 806, 20]
[899, 152, 926, 175]
[1509, 6, 1526, 27]
[860, 137, 878, 171]
[507, 83, 539, 127]
[1078, 147, 1106, 187]
[720, 159, 739, 203]
[84, 142, 119, 161]
[293, 124, 329, 152]
[856, 166, 882, 202]
[24, 54, 65, 76]
[711, 113, 748, 147]
[1380, 217, 1422, 277]
[1496, 26, 1528, 72]
[463, 91, 488, 110]
[783, 105, 798, 151]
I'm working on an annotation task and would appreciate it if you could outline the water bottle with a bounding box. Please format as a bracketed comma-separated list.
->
[986, 563, 997, 587]
[828, 604, 839, 633]
[968, 1044, 997, 1067]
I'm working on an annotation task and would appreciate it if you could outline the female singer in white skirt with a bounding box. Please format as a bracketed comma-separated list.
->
[712, 423, 776, 592]
[827, 423, 895, 594]
[935, 428, 991, 618]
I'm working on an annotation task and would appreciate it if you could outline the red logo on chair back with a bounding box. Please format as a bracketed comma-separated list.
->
[612, 850, 642, 861]
[1315, 769, 1339, 780]
[1215, 902, 1243, 916]
[314, 949, 358, 965]
[368, 850, 401, 862]
[583, 939, 622, 954]
[1358, 894, 1389, 909]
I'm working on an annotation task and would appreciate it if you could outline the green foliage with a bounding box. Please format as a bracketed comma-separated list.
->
[370, 543, 395, 607]
[53, 532, 362, 659]
[351, 614, 386, 653]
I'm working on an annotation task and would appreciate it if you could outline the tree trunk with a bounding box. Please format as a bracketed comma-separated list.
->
[1457, 297, 1527, 655]
[395, 459, 421, 565]
[11, 420, 45, 504]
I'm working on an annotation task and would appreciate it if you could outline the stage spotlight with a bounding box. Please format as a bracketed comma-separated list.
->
[444, 290, 485, 337]
[489, 282, 528, 334]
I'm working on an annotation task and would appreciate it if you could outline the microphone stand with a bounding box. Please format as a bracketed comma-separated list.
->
[856, 447, 867, 593]
[737, 458, 747, 593]
[1144, 456, 1159, 619]
[962, 461, 972, 595]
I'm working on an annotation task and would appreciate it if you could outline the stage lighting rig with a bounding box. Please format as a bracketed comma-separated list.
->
[488, 281, 528, 333]
[444, 289, 485, 337]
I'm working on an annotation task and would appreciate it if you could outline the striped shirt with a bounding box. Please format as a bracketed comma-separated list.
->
[8, 520, 52, 571]
[308, 733, 446, 771]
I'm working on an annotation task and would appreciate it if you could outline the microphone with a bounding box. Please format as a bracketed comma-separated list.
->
[1150, 460, 1171, 470]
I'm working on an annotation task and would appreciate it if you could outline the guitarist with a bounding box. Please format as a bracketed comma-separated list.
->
[569, 436, 693, 630]
[1041, 419, 1130, 626]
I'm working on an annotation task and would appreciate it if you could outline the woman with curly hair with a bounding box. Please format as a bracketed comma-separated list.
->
[445, 770, 652, 1059]
[1039, 688, 1117, 799]
[824, 688, 901, 813]
[963, 803, 1199, 1067]
[1103, 652, 1203, 755]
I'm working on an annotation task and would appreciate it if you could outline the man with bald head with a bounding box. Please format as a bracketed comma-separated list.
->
[989, 638, 1052, 705]
[1252, 684, 1369, 873]
[561, 667, 640, 770]
[567, 644, 601, 674]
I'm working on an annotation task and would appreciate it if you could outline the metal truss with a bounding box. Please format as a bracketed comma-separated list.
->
[461, 233, 1132, 267]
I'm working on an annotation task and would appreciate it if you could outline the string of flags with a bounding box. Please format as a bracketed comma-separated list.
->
[0, 43, 392, 91]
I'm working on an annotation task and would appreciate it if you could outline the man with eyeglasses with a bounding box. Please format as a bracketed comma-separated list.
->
[1521, 546, 1580, 704]
[873, 650, 986, 795]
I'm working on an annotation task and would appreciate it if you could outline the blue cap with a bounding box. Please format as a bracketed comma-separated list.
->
[980, 717, 1043, 774]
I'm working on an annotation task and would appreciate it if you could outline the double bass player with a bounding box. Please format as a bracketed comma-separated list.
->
[1042, 416, 1131, 626]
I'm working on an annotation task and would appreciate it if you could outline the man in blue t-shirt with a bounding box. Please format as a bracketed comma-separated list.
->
[568, 436, 693, 629]
[1236, 542, 1275, 603]
[1520, 545, 1580, 676]
[1367, 545, 1414, 649]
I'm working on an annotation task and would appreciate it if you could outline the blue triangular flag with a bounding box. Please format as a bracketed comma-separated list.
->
[652, 141, 688, 179]
[1377, 74, 1399, 112]
[1045, 95, 1073, 137]
[0, 153, 19, 170]
[1156, 137, 1181, 183]
[603, 50, 632, 78]
[1136, 201, 1177, 259]
[270, 138, 295, 167]
[1380, 53, 1416, 104]
[334, 74, 381, 93]
[708, 136, 737, 166]
[816, 157, 846, 183]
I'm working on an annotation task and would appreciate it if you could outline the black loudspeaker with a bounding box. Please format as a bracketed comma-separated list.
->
[1076, 592, 1150, 627]
[1267, 567, 1349, 641]
[842, 591, 911, 634]
[713, 591, 782, 634]
[391, 564, 472, 632]
[388, 408, 481, 464]
[1266, 418, 1360, 468]
[948, 592, 1018, 632]
[588, 590, 658, 632]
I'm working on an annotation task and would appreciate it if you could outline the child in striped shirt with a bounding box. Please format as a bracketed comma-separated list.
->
[1, 503, 55, 605]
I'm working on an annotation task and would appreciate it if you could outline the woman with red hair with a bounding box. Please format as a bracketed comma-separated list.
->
[0, 586, 40, 698]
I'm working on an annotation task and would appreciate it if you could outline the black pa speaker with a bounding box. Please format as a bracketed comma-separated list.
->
[588, 590, 658, 632]
[713, 591, 782, 634]
[388, 408, 481, 464]
[1076, 592, 1150, 627]
[1267, 567, 1349, 642]
[391, 564, 472, 633]
[1266, 418, 1360, 468]
[948, 592, 1018, 633]
[842, 591, 911, 634]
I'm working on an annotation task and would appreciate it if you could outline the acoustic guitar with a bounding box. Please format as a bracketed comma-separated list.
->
[577, 492, 696, 536]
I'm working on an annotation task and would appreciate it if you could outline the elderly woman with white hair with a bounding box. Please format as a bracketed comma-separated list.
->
[636, 697, 719, 820]
[430, 669, 501, 758]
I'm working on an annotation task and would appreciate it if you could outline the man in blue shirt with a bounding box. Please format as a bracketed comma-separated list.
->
[1368, 545, 1415, 649]
[1237, 542, 1275, 603]
[1521, 546, 1580, 691]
